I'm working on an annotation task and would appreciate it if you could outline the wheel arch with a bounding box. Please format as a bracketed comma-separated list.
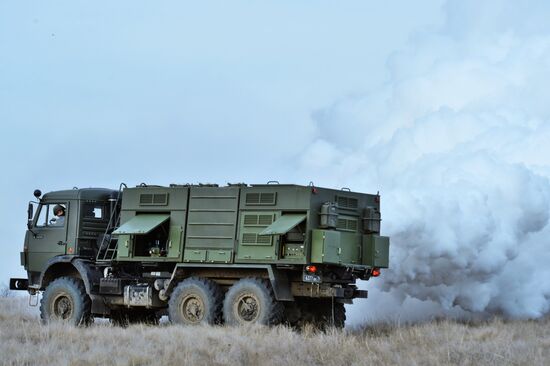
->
[39, 256, 102, 295]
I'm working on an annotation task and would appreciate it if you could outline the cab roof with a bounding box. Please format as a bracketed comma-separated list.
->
[42, 188, 116, 201]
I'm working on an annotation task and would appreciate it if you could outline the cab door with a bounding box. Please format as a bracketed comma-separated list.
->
[27, 202, 69, 275]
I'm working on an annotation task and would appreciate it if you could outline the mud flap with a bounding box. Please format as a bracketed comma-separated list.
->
[268, 266, 294, 301]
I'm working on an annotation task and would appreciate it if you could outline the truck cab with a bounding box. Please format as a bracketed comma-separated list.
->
[19, 188, 117, 290]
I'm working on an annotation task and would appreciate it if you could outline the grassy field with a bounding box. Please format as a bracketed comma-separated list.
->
[0, 297, 548, 366]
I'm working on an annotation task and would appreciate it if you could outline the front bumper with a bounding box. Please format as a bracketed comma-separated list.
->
[9, 278, 29, 291]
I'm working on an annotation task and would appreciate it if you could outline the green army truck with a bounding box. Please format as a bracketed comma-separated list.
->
[10, 182, 389, 328]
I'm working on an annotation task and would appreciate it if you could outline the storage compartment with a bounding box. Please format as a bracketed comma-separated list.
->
[277, 213, 307, 261]
[311, 229, 361, 265]
[113, 214, 171, 258]
[99, 278, 123, 295]
[116, 234, 132, 258]
[124, 284, 152, 307]
[362, 235, 390, 268]
[123, 284, 163, 308]
[134, 220, 170, 257]
[207, 249, 232, 263]
[319, 202, 338, 229]
[183, 249, 207, 262]
[363, 207, 381, 233]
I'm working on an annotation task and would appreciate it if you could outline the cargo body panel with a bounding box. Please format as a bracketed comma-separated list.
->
[112, 184, 387, 268]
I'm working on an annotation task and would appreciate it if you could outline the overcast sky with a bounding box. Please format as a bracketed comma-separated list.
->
[0, 1, 445, 281]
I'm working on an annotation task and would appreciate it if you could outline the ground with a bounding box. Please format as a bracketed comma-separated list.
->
[0, 297, 548, 366]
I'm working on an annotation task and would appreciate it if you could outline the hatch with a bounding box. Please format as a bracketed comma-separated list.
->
[258, 214, 306, 236]
[112, 214, 170, 235]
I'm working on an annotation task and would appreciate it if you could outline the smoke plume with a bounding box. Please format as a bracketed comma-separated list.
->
[300, 0, 550, 321]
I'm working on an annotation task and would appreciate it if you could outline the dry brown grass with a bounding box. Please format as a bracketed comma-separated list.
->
[0, 297, 548, 366]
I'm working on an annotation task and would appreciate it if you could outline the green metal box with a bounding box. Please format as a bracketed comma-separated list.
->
[362, 235, 390, 268]
[311, 229, 361, 265]
[183, 249, 207, 262]
[311, 229, 340, 264]
[207, 249, 232, 263]
[167, 225, 183, 258]
[117, 235, 132, 258]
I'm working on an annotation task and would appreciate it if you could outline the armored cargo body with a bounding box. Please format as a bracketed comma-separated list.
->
[10, 183, 389, 327]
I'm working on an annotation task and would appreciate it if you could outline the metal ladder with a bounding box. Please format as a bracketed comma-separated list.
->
[97, 237, 119, 261]
[96, 183, 126, 262]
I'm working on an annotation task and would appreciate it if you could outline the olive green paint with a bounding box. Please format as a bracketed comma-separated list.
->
[362, 235, 390, 268]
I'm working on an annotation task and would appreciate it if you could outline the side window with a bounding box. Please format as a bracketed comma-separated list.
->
[93, 207, 103, 218]
[82, 203, 105, 219]
[35, 203, 67, 228]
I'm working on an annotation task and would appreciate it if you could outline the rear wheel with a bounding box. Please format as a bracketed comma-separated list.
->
[289, 298, 346, 330]
[223, 278, 283, 326]
[168, 277, 223, 325]
[40, 276, 92, 326]
[313, 300, 345, 329]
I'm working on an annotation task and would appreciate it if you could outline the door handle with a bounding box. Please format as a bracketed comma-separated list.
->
[57, 241, 66, 246]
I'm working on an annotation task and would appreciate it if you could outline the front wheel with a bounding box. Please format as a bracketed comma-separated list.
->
[40, 276, 92, 326]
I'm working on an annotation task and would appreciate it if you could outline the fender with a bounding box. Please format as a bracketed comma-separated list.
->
[39, 256, 102, 295]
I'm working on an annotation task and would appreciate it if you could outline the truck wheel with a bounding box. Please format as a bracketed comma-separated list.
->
[40, 276, 92, 326]
[314, 301, 346, 329]
[223, 278, 283, 326]
[282, 301, 302, 326]
[294, 299, 346, 330]
[168, 277, 222, 325]
[312, 299, 346, 329]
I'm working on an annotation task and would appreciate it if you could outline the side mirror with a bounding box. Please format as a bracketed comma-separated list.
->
[33, 189, 42, 199]
[27, 203, 34, 229]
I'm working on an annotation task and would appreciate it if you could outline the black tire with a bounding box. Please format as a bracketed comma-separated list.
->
[168, 277, 223, 325]
[315, 301, 346, 329]
[294, 298, 346, 330]
[223, 278, 283, 326]
[40, 276, 92, 326]
[110, 309, 160, 327]
[282, 301, 302, 327]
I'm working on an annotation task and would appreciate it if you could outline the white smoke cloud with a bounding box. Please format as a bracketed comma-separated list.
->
[300, 0, 550, 320]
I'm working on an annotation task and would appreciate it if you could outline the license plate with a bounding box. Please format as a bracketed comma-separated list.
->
[303, 273, 321, 283]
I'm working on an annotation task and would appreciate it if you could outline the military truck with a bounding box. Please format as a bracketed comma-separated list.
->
[9, 182, 389, 327]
